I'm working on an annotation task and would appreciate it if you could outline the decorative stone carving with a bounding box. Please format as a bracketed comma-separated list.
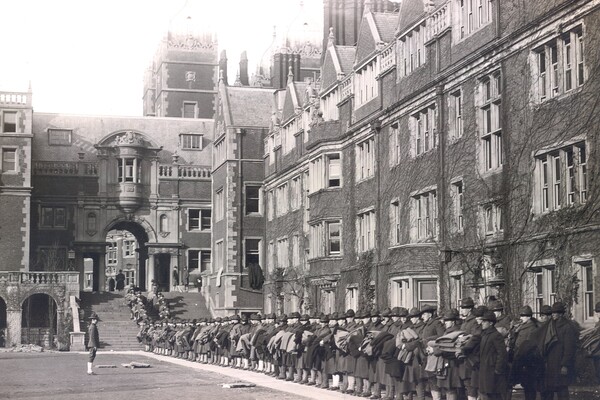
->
[114, 131, 145, 146]
[168, 35, 215, 51]
[159, 232, 170, 238]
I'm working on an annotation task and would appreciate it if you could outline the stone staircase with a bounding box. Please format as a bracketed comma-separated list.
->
[79, 292, 142, 351]
[161, 291, 211, 321]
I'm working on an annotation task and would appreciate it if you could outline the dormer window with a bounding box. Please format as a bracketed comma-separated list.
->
[180, 133, 203, 150]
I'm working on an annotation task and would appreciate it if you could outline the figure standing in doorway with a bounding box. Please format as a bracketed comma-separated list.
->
[172, 266, 179, 291]
[115, 269, 125, 292]
[183, 266, 190, 292]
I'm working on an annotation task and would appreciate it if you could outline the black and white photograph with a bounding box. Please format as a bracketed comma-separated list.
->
[1, 0, 600, 399]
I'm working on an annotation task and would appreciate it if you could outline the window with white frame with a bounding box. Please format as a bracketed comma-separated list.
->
[481, 203, 503, 236]
[412, 104, 437, 156]
[180, 133, 203, 150]
[189, 209, 211, 231]
[327, 153, 341, 188]
[276, 183, 289, 216]
[267, 241, 274, 275]
[410, 189, 438, 242]
[214, 138, 226, 166]
[309, 152, 342, 192]
[183, 101, 197, 118]
[277, 237, 289, 269]
[309, 156, 323, 193]
[534, 141, 587, 214]
[48, 129, 72, 146]
[321, 88, 340, 121]
[267, 190, 275, 221]
[215, 189, 224, 221]
[390, 199, 401, 245]
[346, 286, 358, 311]
[244, 238, 261, 271]
[215, 240, 224, 271]
[123, 240, 135, 257]
[117, 158, 141, 183]
[448, 90, 463, 140]
[356, 137, 375, 181]
[390, 276, 438, 309]
[245, 185, 261, 215]
[290, 176, 301, 210]
[281, 120, 296, 155]
[327, 221, 342, 256]
[576, 260, 595, 322]
[1, 148, 17, 172]
[523, 262, 557, 315]
[398, 24, 426, 79]
[357, 209, 376, 253]
[355, 59, 378, 107]
[389, 122, 401, 167]
[454, 0, 493, 42]
[478, 71, 502, 171]
[321, 289, 336, 314]
[2, 111, 17, 133]
[533, 26, 585, 102]
[451, 181, 464, 232]
[107, 243, 117, 264]
[292, 235, 300, 267]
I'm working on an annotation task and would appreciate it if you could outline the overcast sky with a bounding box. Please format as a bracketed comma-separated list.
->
[0, 0, 322, 116]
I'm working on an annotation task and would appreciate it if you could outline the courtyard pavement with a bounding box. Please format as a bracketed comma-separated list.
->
[1, 351, 599, 399]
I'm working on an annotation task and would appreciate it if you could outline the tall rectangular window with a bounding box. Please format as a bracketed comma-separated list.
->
[482, 203, 503, 236]
[389, 123, 400, 167]
[452, 181, 464, 231]
[188, 250, 200, 271]
[292, 235, 300, 267]
[2, 148, 16, 172]
[277, 237, 289, 269]
[411, 189, 437, 241]
[200, 250, 211, 272]
[412, 105, 436, 156]
[123, 240, 135, 257]
[2, 111, 17, 133]
[327, 221, 341, 256]
[215, 189, 224, 221]
[276, 183, 288, 216]
[479, 71, 502, 171]
[327, 153, 341, 188]
[290, 176, 301, 210]
[215, 241, 224, 271]
[357, 210, 376, 253]
[183, 102, 196, 118]
[449, 90, 463, 140]
[390, 200, 401, 245]
[267, 190, 274, 221]
[245, 185, 261, 214]
[245, 239, 260, 270]
[356, 137, 375, 181]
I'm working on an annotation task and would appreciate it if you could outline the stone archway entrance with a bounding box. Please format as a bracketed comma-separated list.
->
[104, 220, 149, 292]
[21, 293, 57, 347]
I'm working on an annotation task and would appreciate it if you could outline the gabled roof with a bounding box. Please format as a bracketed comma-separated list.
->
[355, 11, 398, 67]
[281, 81, 309, 123]
[223, 86, 273, 128]
[397, 0, 446, 35]
[321, 45, 356, 92]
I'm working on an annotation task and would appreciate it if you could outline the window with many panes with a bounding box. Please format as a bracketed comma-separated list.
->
[357, 209, 376, 252]
[245, 238, 261, 272]
[327, 221, 341, 256]
[390, 199, 401, 245]
[48, 129, 72, 146]
[327, 153, 341, 188]
[356, 137, 375, 181]
[479, 71, 502, 171]
[451, 181, 464, 232]
[188, 209, 211, 231]
[180, 134, 202, 150]
[533, 26, 585, 102]
[1, 148, 17, 172]
[123, 240, 135, 257]
[534, 142, 587, 214]
[107, 242, 117, 264]
[40, 206, 66, 229]
[389, 122, 401, 167]
[482, 203, 503, 236]
[454, 0, 493, 42]
[355, 60, 378, 107]
[390, 276, 438, 309]
[245, 185, 261, 215]
[523, 263, 557, 315]
[2, 111, 17, 133]
[448, 90, 463, 140]
[412, 104, 437, 156]
[118, 158, 141, 183]
[411, 189, 438, 242]
[398, 25, 426, 79]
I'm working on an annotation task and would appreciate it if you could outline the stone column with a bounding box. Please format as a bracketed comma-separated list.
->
[76, 251, 85, 291]
[147, 254, 155, 290]
[97, 254, 106, 293]
[6, 309, 22, 347]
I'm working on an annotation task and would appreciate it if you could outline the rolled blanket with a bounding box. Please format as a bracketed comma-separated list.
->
[333, 329, 350, 353]
[581, 327, 600, 357]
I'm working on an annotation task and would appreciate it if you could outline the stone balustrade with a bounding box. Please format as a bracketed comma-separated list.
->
[379, 43, 396, 74]
[425, 2, 450, 42]
[33, 161, 98, 176]
[158, 164, 211, 180]
[0, 91, 30, 106]
[340, 75, 353, 99]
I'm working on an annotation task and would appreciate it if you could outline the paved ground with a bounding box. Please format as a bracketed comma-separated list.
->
[1, 351, 599, 400]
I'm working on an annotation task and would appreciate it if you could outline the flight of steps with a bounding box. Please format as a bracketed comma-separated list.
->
[79, 292, 143, 351]
[160, 291, 211, 321]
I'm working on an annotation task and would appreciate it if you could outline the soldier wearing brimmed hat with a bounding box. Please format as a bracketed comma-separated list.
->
[510, 305, 541, 400]
[420, 304, 444, 400]
[478, 310, 508, 400]
[459, 297, 477, 333]
[433, 309, 462, 400]
[538, 304, 553, 323]
[537, 302, 578, 400]
[86, 312, 100, 375]
[488, 300, 510, 337]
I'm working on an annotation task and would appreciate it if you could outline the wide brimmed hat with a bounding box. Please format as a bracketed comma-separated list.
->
[421, 304, 436, 314]
[381, 308, 392, 317]
[289, 311, 301, 319]
[320, 314, 330, 323]
[519, 306, 533, 316]
[300, 314, 310, 321]
[551, 302, 566, 314]
[345, 309, 356, 318]
[473, 306, 488, 317]
[539, 305, 552, 315]
[481, 311, 497, 323]
[408, 307, 421, 318]
[459, 297, 475, 309]
[442, 309, 460, 321]
[489, 300, 504, 311]
[88, 312, 100, 320]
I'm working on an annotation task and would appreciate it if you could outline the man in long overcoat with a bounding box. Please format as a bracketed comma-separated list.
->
[478, 311, 508, 400]
[537, 302, 578, 400]
[510, 306, 541, 400]
[87, 312, 100, 375]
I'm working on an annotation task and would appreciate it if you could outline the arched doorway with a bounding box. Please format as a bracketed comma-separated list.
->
[21, 293, 57, 348]
[103, 220, 149, 292]
[0, 296, 6, 347]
